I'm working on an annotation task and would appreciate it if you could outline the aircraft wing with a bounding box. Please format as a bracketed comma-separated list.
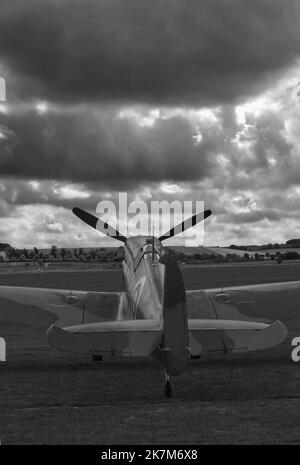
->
[0, 286, 126, 328]
[186, 281, 300, 331]
[188, 318, 287, 356]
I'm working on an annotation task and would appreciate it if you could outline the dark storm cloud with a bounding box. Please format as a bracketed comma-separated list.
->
[0, 109, 215, 187]
[0, 179, 91, 210]
[229, 209, 280, 224]
[0, 100, 297, 189]
[1, 0, 300, 105]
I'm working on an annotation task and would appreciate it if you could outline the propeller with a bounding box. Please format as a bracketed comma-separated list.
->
[159, 209, 212, 242]
[72, 207, 127, 243]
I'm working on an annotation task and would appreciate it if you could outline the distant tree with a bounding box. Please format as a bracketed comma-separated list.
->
[0, 243, 11, 251]
[90, 249, 97, 259]
[8, 247, 16, 260]
[50, 245, 58, 258]
[13, 249, 21, 259]
[27, 250, 34, 260]
[72, 248, 79, 259]
[286, 238, 300, 246]
[283, 251, 300, 260]
[177, 252, 185, 261]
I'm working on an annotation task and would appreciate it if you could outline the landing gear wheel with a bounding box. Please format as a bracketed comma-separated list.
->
[164, 374, 172, 398]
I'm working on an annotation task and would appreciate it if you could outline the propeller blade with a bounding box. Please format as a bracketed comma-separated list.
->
[72, 207, 127, 243]
[159, 209, 212, 242]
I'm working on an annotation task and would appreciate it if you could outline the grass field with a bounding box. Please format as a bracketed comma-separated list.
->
[1, 260, 300, 291]
[1, 263, 300, 444]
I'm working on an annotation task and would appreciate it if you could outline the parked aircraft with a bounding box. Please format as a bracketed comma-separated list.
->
[0, 207, 289, 397]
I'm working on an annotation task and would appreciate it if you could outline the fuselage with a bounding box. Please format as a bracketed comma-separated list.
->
[122, 236, 190, 376]
[122, 236, 166, 321]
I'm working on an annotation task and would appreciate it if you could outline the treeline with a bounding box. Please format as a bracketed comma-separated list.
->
[171, 250, 259, 263]
[2, 243, 300, 264]
[229, 238, 300, 251]
[1, 245, 122, 262]
[172, 250, 300, 263]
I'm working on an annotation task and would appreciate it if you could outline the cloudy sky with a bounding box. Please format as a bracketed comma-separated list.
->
[0, 0, 300, 248]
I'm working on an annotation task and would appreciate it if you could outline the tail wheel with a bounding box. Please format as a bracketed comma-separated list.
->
[164, 379, 172, 398]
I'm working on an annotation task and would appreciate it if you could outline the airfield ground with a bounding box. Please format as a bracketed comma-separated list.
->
[1, 263, 300, 444]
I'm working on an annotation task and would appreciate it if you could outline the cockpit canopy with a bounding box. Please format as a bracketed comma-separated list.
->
[142, 240, 162, 260]
[125, 236, 164, 264]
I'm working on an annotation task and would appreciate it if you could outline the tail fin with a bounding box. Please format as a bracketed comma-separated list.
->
[159, 253, 189, 375]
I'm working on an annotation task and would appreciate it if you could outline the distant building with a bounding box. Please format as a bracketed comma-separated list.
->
[0, 251, 7, 261]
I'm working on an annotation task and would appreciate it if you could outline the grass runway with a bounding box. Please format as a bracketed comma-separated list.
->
[1, 263, 300, 444]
